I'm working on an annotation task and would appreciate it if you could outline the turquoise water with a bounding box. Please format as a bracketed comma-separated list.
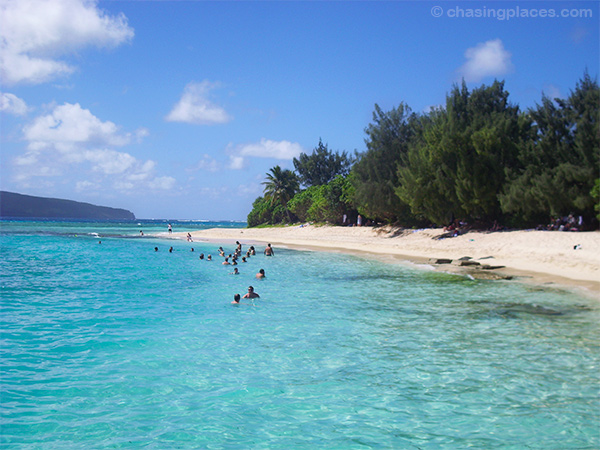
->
[1, 220, 598, 449]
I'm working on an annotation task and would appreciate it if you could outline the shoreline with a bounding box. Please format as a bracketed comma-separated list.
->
[170, 225, 600, 299]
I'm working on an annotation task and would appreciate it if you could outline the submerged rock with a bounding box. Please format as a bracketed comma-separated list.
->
[468, 271, 513, 280]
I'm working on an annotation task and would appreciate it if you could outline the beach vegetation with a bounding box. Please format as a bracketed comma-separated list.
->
[248, 73, 599, 230]
[500, 72, 599, 226]
[260, 165, 300, 223]
[398, 80, 522, 225]
[591, 179, 600, 221]
[262, 165, 300, 205]
[350, 103, 419, 223]
[293, 139, 353, 187]
[287, 175, 355, 224]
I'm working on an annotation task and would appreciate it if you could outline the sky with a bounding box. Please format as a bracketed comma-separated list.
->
[1, 0, 598, 220]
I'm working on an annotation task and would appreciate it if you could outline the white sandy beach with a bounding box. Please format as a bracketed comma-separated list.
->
[175, 225, 599, 296]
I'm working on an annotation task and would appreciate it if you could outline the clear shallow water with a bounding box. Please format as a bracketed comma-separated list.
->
[1, 220, 598, 449]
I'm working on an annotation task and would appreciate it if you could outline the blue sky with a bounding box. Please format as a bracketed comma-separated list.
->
[1, 0, 598, 220]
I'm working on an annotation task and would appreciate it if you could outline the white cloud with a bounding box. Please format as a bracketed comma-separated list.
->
[24, 103, 130, 150]
[148, 176, 176, 190]
[165, 81, 231, 125]
[75, 180, 98, 191]
[237, 138, 303, 159]
[0, 92, 29, 115]
[227, 155, 246, 170]
[15, 102, 172, 192]
[84, 149, 137, 174]
[193, 154, 221, 172]
[0, 0, 134, 85]
[457, 39, 514, 83]
[226, 138, 304, 170]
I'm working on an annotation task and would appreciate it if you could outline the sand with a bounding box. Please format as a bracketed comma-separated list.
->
[174, 225, 600, 298]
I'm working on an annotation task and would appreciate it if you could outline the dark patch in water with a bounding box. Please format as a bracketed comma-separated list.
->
[496, 303, 563, 316]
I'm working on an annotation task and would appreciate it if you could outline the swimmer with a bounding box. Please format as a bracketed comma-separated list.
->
[256, 268, 266, 279]
[249, 246, 256, 256]
[169, 246, 173, 253]
[243, 286, 260, 299]
[264, 244, 274, 256]
[222, 257, 230, 265]
[241, 257, 247, 263]
[231, 293, 241, 304]
[140, 230, 144, 236]
[154, 247, 158, 252]
[190, 248, 194, 252]
[230, 268, 240, 275]
[199, 253, 204, 260]
[207, 254, 212, 261]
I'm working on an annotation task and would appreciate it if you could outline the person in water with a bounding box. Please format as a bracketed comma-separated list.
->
[243, 286, 260, 299]
[230, 268, 240, 275]
[256, 268, 266, 279]
[264, 244, 274, 256]
[232, 293, 241, 304]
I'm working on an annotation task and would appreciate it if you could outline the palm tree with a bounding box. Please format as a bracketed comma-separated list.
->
[262, 165, 299, 206]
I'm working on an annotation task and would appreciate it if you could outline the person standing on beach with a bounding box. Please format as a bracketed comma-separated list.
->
[264, 244, 274, 256]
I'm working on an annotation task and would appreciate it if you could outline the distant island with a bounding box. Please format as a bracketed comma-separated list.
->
[0, 191, 136, 220]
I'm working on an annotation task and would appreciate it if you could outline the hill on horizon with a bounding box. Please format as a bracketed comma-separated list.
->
[0, 191, 136, 220]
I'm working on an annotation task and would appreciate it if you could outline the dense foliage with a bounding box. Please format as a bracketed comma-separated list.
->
[248, 73, 599, 229]
[293, 139, 353, 187]
[499, 73, 599, 225]
[397, 81, 523, 225]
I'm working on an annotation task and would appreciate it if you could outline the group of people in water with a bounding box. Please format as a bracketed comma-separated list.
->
[156, 231, 275, 305]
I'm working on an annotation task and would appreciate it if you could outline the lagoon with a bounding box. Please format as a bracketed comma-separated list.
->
[1, 220, 598, 449]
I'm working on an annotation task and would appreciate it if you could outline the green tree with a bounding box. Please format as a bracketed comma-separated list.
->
[398, 80, 522, 225]
[261, 165, 299, 223]
[262, 165, 300, 206]
[500, 73, 599, 226]
[288, 175, 356, 224]
[351, 103, 419, 223]
[293, 139, 353, 187]
[247, 196, 277, 227]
